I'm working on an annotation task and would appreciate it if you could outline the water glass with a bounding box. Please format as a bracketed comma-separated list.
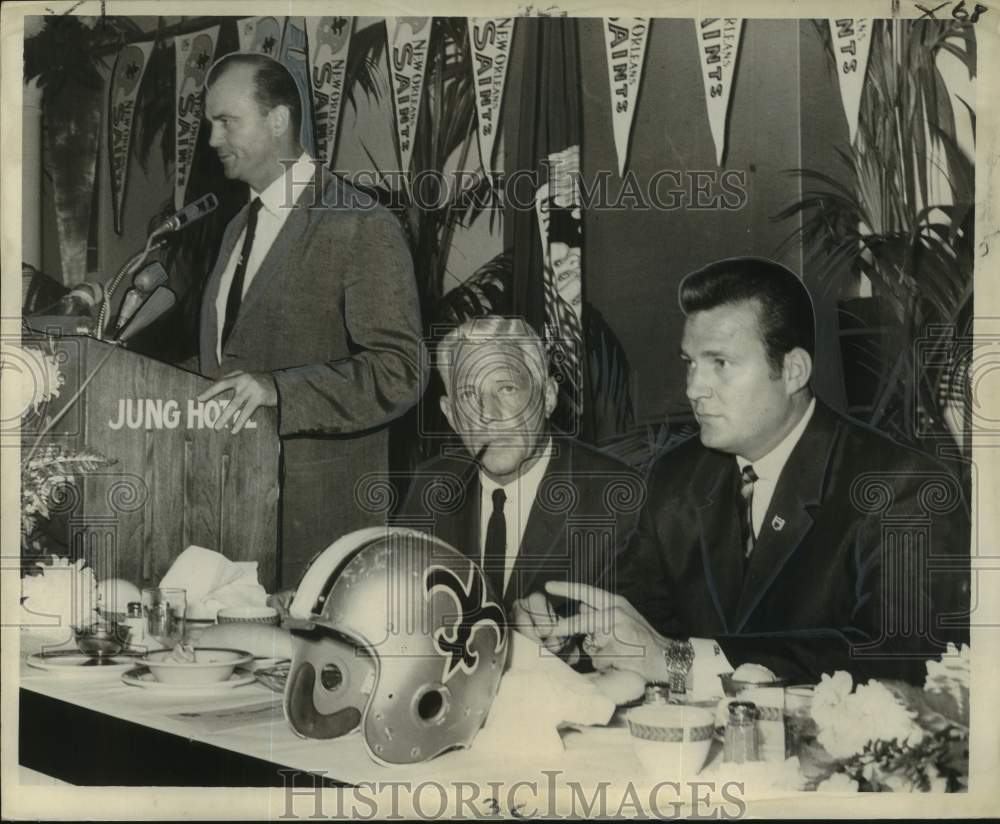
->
[141, 587, 187, 649]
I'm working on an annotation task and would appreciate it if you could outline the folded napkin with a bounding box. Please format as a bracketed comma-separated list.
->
[473, 631, 617, 761]
[158, 546, 267, 620]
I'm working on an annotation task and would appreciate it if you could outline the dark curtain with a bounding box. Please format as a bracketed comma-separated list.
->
[504, 17, 596, 442]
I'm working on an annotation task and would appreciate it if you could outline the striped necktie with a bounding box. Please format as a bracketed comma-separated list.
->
[739, 464, 759, 560]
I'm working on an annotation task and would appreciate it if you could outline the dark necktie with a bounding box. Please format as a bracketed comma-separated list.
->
[222, 196, 263, 348]
[739, 464, 759, 561]
[483, 488, 507, 601]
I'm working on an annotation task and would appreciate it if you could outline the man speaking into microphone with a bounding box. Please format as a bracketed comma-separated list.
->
[193, 52, 425, 585]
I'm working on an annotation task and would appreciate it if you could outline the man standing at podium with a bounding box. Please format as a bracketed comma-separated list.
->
[194, 53, 425, 586]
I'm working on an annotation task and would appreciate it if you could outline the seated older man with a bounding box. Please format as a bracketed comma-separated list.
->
[397, 316, 644, 652]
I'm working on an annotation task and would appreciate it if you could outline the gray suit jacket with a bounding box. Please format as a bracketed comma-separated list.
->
[198, 168, 425, 586]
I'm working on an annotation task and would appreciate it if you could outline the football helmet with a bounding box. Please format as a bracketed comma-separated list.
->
[284, 527, 508, 765]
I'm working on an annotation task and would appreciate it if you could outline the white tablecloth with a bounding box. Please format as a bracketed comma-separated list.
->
[18, 646, 664, 789]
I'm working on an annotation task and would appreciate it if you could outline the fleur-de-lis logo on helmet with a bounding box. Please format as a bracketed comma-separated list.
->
[425, 565, 506, 684]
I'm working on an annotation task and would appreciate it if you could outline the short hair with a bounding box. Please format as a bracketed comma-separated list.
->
[437, 317, 549, 395]
[678, 257, 815, 375]
[207, 52, 302, 139]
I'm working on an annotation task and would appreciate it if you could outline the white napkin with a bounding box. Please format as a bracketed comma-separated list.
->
[473, 631, 617, 761]
[158, 546, 267, 619]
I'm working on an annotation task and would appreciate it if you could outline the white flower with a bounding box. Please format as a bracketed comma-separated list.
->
[925, 643, 970, 715]
[1, 343, 64, 419]
[813, 672, 922, 759]
[810, 671, 854, 746]
[816, 772, 859, 792]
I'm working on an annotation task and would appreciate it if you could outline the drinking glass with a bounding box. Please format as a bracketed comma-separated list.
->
[141, 588, 187, 650]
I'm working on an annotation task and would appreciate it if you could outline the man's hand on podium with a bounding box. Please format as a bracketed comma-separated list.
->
[198, 370, 278, 434]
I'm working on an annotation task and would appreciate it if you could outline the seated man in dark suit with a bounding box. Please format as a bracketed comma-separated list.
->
[397, 316, 644, 646]
[544, 257, 969, 691]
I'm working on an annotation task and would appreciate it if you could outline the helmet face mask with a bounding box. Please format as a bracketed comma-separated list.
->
[284, 528, 508, 765]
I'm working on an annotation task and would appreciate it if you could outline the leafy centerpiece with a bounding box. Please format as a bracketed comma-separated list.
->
[808, 645, 970, 792]
[3, 341, 115, 562]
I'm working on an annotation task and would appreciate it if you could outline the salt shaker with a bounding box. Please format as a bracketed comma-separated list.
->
[723, 701, 760, 763]
[123, 601, 145, 646]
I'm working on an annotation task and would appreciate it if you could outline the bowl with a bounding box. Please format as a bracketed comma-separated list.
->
[217, 605, 280, 626]
[719, 672, 788, 697]
[74, 622, 131, 658]
[143, 647, 253, 684]
[626, 704, 715, 778]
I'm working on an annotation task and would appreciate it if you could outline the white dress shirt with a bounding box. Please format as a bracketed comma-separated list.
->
[214, 153, 316, 363]
[690, 397, 817, 697]
[736, 397, 817, 538]
[478, 439, 553, 595]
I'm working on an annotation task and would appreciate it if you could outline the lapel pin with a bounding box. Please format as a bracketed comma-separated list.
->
[771, 515, 786, 532]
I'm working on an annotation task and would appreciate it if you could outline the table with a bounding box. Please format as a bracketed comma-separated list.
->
[18, 650, 661, 789]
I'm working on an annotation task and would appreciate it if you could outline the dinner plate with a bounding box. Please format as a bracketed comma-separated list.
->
[27, 650, 143, 676]
[121, 665, 257, 693]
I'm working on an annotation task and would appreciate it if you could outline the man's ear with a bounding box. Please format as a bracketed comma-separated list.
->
[543, 377, 558, 419]
[440, 395, 456, 432]
[267, 104, 291, 138]
[783, 347, 813, 395]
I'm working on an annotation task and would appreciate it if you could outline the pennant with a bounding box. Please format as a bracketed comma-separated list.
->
[828, 19, 873, 144]
[306, 16, 354, 167]
[108, 40, 154, 235]
[278, 17, 317, 156]
[602, 18, 650, 176]
[386, 17, 432, 172]
[41, 77, 101, 285]
[695, 18, 743, 166]
[467, 18, 514, 177]
[174, 26, 219, 210]
[238, 16, 284, 56]
[536, 146, 585, 419]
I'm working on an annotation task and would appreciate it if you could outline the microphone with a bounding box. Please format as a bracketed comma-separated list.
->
[115, 262, 168, 334]
[116, 286, 177, 343]
[36, 281, 103, 317]
[151, 193, 219, 235]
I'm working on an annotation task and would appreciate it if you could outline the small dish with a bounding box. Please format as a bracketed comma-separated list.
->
[142, 646, 253, 685]
[122, 666, 256, 692]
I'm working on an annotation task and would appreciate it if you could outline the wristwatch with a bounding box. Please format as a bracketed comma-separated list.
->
[663, 638, 695, 694]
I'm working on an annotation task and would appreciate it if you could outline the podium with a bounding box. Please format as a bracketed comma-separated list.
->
[20, 328, 280, 591]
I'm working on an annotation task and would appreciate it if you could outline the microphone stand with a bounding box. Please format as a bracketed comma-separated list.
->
[95, 236, 167, 341]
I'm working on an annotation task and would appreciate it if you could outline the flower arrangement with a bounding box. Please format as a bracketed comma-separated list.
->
[22, 443, 116, 556]
[3, 342, 115, 560]
[809, 645, 970, 792]
[19, 555, 100, 643]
